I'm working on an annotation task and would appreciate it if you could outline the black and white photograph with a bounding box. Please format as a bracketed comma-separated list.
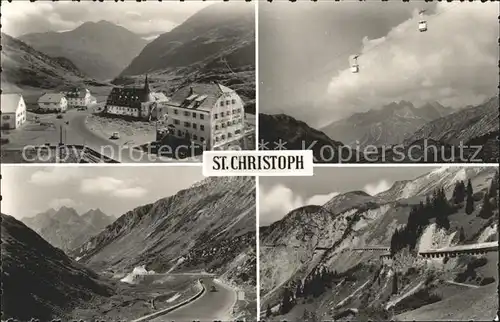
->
[259, 2, 499, 163]
[1, 166, 257, 321]
[1, 1, 256, 163]
[259, 166, 499, 321]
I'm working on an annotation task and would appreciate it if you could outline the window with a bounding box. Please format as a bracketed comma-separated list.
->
[227, 121, 231, 127]
[226, 100, 230, 105]
[174, 109, 178, 115]
[174, 119, 180, 125]
[177, 130, 182, 136]
[232, 120, 236, 125]
[222, 123, 225, 129]
[215, 125, 219, 130]
[184, 111, 190, 117]
[232, 99, 236, 104]
[200, 137, 205, 142]
[235, 129, 241, 134]
[184, 122, 190, 127]
[221, 112, 224, 117]
[193, 135, 198, 140]
[220, 101, 224, 106]
[2, 115, 10, 120]
[233, 110, 236, 115]
[216, 137, 220, 142]
[193, 123, 197, 129]
[200, 125, 205, 131]
[200, 114, 204, 120]
[221, 134, 226, 140]
[214, 114, 218, 119]
[228, 133, 233, 138]
[193, 113, 197, 119]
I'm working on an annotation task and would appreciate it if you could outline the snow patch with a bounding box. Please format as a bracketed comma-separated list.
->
[478, 224, 498, 243]
[166, 293, 181, 303]
[418, 223, 456, 253]
[120, 265, 156, 284]
[75, 256, 81, 261]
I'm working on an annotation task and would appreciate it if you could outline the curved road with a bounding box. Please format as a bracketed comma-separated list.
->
[149, 278, 237, 322]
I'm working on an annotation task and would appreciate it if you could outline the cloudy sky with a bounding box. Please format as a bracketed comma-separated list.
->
[259, 1, 499, 127]
[259, 166, 438, 226]
[1, 166, 204, 219]
[1, 1, 211, 39]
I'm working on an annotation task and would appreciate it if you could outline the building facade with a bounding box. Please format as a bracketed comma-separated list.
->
[105, 75, 168, 121]
[65, 88, 93, 108]
[1, 94, 26, 129]
[160, 83, 245, 149]
[38, 93, 68, 112]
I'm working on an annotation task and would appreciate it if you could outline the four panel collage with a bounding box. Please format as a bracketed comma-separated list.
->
[0, 1, 498, 322]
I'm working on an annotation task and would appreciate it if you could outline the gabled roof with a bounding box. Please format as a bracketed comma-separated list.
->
[165, 83, 234, 112]
[1, 94, 23, 113]
[38, 93, 66, 103]
[106, 87, 147, 108]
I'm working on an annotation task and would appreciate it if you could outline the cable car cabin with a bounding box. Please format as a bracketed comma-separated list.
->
[419, 20, 427, 32]
[351, 64, 359, 73]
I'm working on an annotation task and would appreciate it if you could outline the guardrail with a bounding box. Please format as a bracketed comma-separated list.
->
[130, 279, 206, 322]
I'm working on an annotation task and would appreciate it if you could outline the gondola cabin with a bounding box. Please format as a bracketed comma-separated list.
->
[419, 20, 427, 32]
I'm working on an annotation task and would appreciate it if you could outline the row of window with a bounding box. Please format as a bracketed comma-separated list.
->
[220, 99, 237, 107]
[215, 118, 243, 130]
[172, 119, 206, 131]
[214, 109, 242, 119]
[176, 129, 206, 142]
[214, 129, 242, 143]
[173, 109, 206, 120]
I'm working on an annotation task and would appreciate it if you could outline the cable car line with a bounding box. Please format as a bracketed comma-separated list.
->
[268, 2, 462, 99]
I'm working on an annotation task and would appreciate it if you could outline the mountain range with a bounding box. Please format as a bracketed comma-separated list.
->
[260, 166, 498, 320]
[21, 207, 114, 253]
[321, 101, 454, 147]
[115, 3, 256, 111]
[1, 213, 113, 322]
[259, 97, 499, 163]
[19, 20, 148, 80]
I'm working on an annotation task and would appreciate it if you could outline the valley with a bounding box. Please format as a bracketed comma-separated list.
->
[1, 174, 257, 321]
[260, 166, 499, 321]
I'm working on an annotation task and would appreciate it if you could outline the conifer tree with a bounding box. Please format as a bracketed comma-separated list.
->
[266, 304, 272, 318]
[465, 179, 474, 215]
[392, 273, 398, 295]
[479, 192, 493, 219]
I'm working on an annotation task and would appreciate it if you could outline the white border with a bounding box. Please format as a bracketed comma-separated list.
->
[254, 0, 261, 319]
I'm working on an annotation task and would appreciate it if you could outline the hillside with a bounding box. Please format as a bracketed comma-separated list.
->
[71, 176, 256, 287]
[22, 207, 114, 253]
[404, 96, 499, 146]
[260, 166, 499, 321]
[259, 113, 359, 163]
[321, 101, 454, 148]
[19, 20, 148, 80]
[1, 33, 94, 90]
[1, 213, 113, 322]
[117, 3, 255, 111]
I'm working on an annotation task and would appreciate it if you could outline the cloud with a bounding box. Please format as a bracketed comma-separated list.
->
[48, 198, 78, 209]
[29, 168, 83, 186]
[363, 180, 391, 196]
[80, 177, 147, 198]
[325, 2, 498, 126]
[259, 184, 338, 226]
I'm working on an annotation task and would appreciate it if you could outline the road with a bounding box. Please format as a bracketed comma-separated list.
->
[149, 278, 237, 322]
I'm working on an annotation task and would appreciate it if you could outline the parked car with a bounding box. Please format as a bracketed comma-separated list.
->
[56, 114, 63, 119]
[110, 132, 120, 140]
[210, 285, 217, 292]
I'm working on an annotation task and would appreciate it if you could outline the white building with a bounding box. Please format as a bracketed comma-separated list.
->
[1, 93, 26, 129]
[38, 93, 68, 112]
[65, 88, 93, 108]
[160, 83, 245, 149]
